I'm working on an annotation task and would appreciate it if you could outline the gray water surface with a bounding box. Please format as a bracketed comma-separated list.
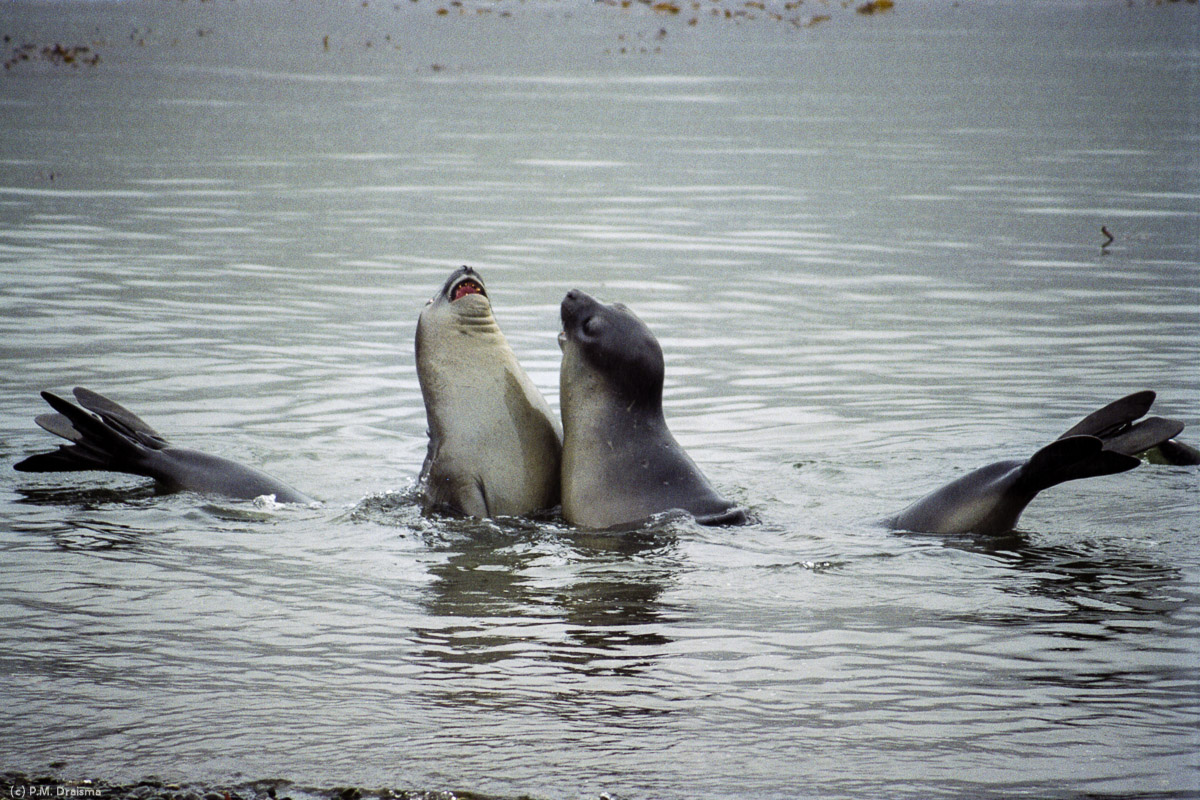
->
[1, 1, 1198, 798]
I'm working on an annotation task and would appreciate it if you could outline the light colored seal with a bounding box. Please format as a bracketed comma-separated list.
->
[14, 387, 315, 503]
[885, 390, 1189, 535]
[557, 289, 745, 529]
[415, 266, 562, 518]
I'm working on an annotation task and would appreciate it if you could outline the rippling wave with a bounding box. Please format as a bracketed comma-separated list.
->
[1, 1, 1198, 798]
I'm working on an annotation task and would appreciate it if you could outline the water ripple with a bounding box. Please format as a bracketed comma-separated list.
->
[1, 1, 1198, 797]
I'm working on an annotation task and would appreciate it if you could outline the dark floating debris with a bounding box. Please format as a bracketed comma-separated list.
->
[857, 0, 895, 13]
[585, 0, 902, 39]
[1101, 225, 1115, 249]
[3, 41, 101, 70]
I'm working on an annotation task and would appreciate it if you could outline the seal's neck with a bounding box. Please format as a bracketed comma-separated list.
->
[562, 385, 666, 445]
[450, 308, 502, 337]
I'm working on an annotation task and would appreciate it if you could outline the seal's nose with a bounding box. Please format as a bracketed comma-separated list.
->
[561, 290, 582, 321]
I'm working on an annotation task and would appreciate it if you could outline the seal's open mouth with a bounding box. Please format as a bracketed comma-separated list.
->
[450, 279, 484, 301]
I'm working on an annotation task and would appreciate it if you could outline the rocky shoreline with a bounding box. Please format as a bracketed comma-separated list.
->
[0, 774, 526, 800]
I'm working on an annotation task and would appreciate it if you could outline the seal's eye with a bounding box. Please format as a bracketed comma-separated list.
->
[451, 280, 484, 301]
[582, 316, 603, 337]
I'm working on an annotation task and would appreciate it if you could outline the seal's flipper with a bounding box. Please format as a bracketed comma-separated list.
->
[1058, 391, 1193, 461]
[15, 391, 150, 476]
[887, 435, 1141, 536]
[73, 386, 168, 448]
[1059, 391, 1156, 440]
[38, 391, 144, 459]
[12, 446, 107, 473]
[1103, 417, 1185, 457]
[15, 387, 316, 503]
[695, 506, 750, 527]
[1019, 435, 1140, 494]
[34, 412, 82, 443]
[888, 393, 1187, 536]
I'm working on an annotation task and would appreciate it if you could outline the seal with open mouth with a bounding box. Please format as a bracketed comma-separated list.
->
[415, 266, 562, 518]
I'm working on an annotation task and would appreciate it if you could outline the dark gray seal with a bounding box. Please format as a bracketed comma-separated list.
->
[557, 289, 745, 529]
[415, 266, 562, 518]
[885, 390, 1190, 535]
[14, 387, 315, 503]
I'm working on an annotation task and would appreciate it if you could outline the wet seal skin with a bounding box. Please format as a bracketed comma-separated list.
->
[415, 265, 562, 518]
[885, 390, 1194, 535]
[14, 387, 315, 504]
[557, 289, 746, 530]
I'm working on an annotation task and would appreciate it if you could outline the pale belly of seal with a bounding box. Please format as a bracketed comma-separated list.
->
[420, 359, 561, 518]
[416, 267, 561, 519]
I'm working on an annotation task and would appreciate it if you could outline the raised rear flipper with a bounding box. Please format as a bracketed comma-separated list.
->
[1058, 390, 1157, 440]
[1057, 389, 1195, 464]
[17, 390, 155, 476]
[885, 391, 1193, 536]
[886, 434, 1140, 536]
[15, 387, 315, 504]
[73, 386, 169, 448]
[1019, 435, 1140, 494]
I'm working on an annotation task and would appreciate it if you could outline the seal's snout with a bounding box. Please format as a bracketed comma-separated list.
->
[561, 290, 580, 326]
[561, 289, 596, 329]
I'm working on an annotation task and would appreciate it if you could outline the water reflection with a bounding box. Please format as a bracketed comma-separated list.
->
[13, 483, 160, 509]
[552, 530, 678, 673]
[9, 484, 166, 550]
[929, 529, 1185, 624]
[413, 520, 680, 678]
[6, 515, 153, 552]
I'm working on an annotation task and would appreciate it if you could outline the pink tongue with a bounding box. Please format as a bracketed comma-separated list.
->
[452, 281, 482, 301]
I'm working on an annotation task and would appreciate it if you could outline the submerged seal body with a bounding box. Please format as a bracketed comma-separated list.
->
[885, 390, 1189, 535]
[14, 387, 315, 504]
[416, 266, 562, 518]
[557, 289, 744, 529]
